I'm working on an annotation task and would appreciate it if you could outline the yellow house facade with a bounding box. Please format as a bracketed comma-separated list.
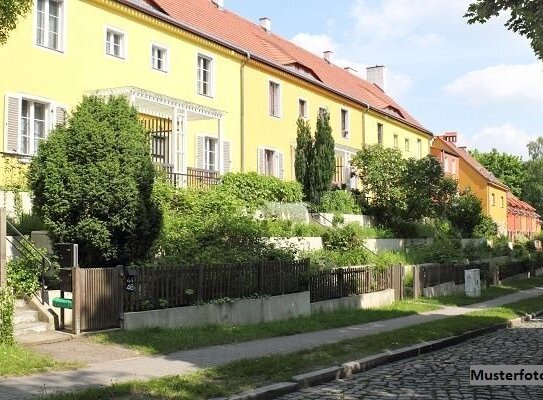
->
[431, 133, 508, 235]
[1, 0, 433, 189]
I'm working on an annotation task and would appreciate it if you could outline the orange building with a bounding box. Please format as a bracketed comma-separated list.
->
[507, 193, 541, 240]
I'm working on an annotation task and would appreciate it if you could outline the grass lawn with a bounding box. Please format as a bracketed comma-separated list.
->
[92, 300, 438, 355]
[415, 276, 543, 307]
[0, 344, 79, 377]
[43, 295, 543, 400]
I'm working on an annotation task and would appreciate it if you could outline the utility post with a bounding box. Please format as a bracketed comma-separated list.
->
[0, 208, 6, 287]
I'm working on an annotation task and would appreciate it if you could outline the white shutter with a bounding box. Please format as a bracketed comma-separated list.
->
[54, 105, 67, 127]
[196, 136, 204, 169]
[222, 139, 231, 173]
[258, 147, 265, 175]
[276, 151, 284, 180]
[4, 94, 20, 154]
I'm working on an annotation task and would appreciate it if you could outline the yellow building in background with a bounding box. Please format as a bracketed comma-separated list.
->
[431, 132, 509, 235]
[1, 0, 433, 189]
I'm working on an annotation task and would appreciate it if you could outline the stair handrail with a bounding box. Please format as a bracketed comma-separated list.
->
[6, 220, 53, 305]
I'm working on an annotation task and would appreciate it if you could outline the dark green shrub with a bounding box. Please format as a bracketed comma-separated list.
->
[308, 248, 371, 269]
[407, 238, 464, 264]
[6, 253, 42, 296]
[319, 190, 360, 214]
[473, 216, 498, 238]
[29, 96, 161, 267]
[446, 189, 484, 238]
[7, 212, 45, 236]
[0, 287, 14, 346]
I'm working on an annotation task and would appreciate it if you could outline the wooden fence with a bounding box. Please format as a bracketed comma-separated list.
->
[123, 259, 309, 312]
[309, 265, 404, 303]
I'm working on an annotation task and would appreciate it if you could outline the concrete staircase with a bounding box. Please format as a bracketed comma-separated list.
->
[14, 299, 50, 337]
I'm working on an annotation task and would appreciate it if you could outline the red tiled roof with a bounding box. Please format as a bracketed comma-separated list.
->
[507, 193, 539, 216]
[143, 0, 427, 132]
[432, 136, 509, 190]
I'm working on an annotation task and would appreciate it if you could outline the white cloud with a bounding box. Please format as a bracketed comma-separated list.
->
[444, 63, 543, 105]
[291, 33, 337, 55]
[460, 123, 538, 159]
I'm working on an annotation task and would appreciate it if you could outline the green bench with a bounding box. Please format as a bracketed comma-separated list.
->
[52, 297, 73, 310]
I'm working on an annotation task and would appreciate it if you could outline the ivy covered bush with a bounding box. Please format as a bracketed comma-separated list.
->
[29, 96, 161, 267]
[6, 254, 42, 296]
[318, 190, 360, 214]
[220, 172, 303, 208]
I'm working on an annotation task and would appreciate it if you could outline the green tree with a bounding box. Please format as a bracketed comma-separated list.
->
[447, 189, 484, 238]
[29, 96, 161, 267]
[404, 156, 458, 220]
[521, 137, 543, 214]
[309, 109, 336, 203]
[0, 0, 33, 45]
[351, 145, 406, 225]
[470, 148, 526, 197]
[465, 0, 543, 60]
[294, 117, 313, 200]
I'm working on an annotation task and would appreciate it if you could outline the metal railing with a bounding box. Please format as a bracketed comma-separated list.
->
[6, 220, 53, 305]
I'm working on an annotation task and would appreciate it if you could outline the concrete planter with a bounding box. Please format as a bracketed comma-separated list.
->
[310, 289, 395, 314]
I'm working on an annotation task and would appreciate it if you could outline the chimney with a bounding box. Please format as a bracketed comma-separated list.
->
[442, 131, 458, 143]
[344, 66, 358, 75]
[323, 50, 333, 63]
[366, 65, 385, 90]
[211, 0, 224, 9]
[259, 17, 271, 32]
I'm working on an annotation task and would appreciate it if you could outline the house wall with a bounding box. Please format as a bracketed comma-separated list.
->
[1, 0, 432, 182]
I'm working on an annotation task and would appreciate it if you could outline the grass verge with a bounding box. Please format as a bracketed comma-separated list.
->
[43, 295, 543, 400]
[415, 276, 543, 307]
[92, 301, 438, 355]
[0, 345, 79, 377]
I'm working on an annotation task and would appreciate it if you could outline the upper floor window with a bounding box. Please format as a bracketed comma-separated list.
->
[405, 138, 410, 152]
[269, 81, 281, 117]
[417, 139, 422, 159]
[318, 107, 327, 119]
[341, 109, 349, 138]
[20, 99, 48, 156]
[36, 0, 64, 51]
[151, 44, 168, 72]
[491, 193, 496, 206]
[197, 54, 213, 96]
[377, 123, 383, 145]
[298, 99, 307, 119]
[500, 196, 504, 208]
[204, 137, 218, 171]
[393, 134, 398, 148]
[106, 28, 125, 59]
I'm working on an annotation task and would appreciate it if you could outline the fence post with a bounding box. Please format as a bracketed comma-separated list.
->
[117, 265, 124, 329]
[413, 265, 422, 299]
[197, 264, 205, 303]
[72, 267, 81, 335]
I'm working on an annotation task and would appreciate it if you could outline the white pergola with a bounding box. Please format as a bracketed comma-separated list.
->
[90, 87, 226, 175]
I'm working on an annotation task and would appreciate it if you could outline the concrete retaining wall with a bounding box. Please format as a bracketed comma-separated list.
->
[0, 191, 32, 218]
[6, 236, 22, 261]
[264, 237, 323, 253]
[535, 267, 543, 277]
[310, 289, 395, 314]
[123, 291, 311, 330]
[423, 282, 465, 298]
[30, 231, 54, 253]
[311, 213, 375, 228]
[461, 238, 490, 248]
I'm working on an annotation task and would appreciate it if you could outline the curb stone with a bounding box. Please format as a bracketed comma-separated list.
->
[220, 308, 543, 400]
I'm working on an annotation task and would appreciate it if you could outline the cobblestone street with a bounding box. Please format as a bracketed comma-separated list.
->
[279, 319, 543, 400]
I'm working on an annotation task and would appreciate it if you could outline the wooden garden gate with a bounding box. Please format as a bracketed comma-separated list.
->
[73, 267, 123, 333]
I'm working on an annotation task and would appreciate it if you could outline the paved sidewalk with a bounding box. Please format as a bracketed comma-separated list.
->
[1, 286, 542, 400]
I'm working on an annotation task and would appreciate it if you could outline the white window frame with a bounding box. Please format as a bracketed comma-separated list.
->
[263, 148, 277, 177]
[341, 108, 350, 139]
[204, 136, 218, 172]
[197, 52, 214, 97]
[393, 134, 398, 148]
[268, 80, 282, 118]
[405, 138, 410, 152]
[151, 43, 169, 72]
[18, 95, 54, 157]
[34, 0, 66, 53]
[298, 98, 308, 119]
[377, 123, 383, 145]
[105, 26, 126, 59]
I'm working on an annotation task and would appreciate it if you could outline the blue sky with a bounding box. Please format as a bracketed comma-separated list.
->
[226, 0, 542, 159]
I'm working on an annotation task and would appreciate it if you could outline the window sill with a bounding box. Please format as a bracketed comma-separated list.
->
[197, 92, 214, 99]
[36, 44, 65, 54]
[269, 114, 282, 119]
[152, 67, 169, 73]
[106, 53, 126, 60]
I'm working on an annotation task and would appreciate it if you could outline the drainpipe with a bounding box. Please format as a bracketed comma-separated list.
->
[240, 51, 251, 172]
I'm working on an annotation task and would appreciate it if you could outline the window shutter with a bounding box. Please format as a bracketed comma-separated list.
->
[4, 94, 20, 154]
[277, 151, 284, 180]
[54, 105, 67, 127]
[222, 140, 231, 173]
[258, 147, 265, 175]
[196, 136, 204, 169]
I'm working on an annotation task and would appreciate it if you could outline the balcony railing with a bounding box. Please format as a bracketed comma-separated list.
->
[156, 165, 220, 189]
